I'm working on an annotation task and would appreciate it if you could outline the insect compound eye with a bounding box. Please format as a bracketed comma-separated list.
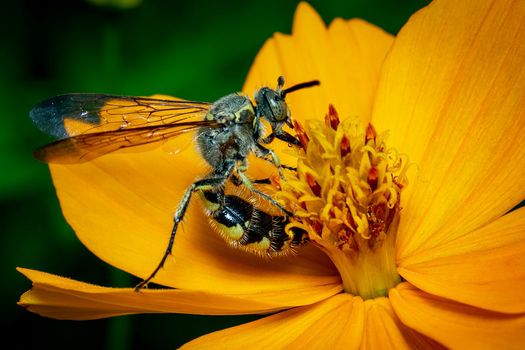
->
[255, 88, 288, 123]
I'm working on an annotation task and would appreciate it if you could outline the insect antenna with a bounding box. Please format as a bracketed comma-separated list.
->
[281, 80, 320, 97]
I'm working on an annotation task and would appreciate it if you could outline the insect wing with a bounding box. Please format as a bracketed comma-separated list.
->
[30, 94, 216, 163]
[33, 121, 214, 163]
[30, 94, 211, 138]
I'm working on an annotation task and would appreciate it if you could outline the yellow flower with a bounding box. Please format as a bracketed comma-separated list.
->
[18, 0, 525, 348]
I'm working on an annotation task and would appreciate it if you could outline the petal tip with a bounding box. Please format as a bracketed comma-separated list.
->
[293, 2, 326, 33]
[16, 267, 34, 281]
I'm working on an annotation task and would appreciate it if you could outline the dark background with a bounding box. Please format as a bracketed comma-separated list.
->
[3, 0, 431, 348]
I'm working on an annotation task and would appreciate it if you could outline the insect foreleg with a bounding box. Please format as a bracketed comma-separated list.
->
[260, 132, 275, 144]
[273, 130, 300, 145]
[261, 131, 300, 146]
[134, 176, 228, 291]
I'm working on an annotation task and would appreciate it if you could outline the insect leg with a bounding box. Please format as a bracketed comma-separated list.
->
[236, 162, 292, 217]
[230, 173, 273, 186]
[262, 131, 300, 146]
[260, 132, 275, 144]
[253, 178, 271, 185]
[254, 144, 288, 179]
[260, 113, 300, 147]
[278, 164, 297, 171]
[273, 130, 300, 146]
[134, 176, 228, 291]
[252, 187, 292, 217]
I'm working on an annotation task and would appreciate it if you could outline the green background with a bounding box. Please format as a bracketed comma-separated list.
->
[3, 0, 433, 348]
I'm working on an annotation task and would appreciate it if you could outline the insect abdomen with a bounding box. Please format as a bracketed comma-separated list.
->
[199, 190, 307, 255]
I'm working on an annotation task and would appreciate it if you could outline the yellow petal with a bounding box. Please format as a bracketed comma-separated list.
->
[398, 206, 525, 314]
[50, 148, 340, 293]
[390, 283, 525, 349]
[182, 294, 364, 349]
[361, 297, 445, 350]
[326, 18, 394, 123]
[17, 268, 342, 320]
[372, 0, 525, 258]
[243, 2, 393, 124]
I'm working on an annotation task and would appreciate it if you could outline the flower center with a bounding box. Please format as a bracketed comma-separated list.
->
[274, 105, 408, 299]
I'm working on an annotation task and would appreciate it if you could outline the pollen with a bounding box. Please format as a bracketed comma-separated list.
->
[275, 105, 408, 298]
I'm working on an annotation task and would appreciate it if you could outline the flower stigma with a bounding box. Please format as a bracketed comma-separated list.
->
[274, 105, 408, 299]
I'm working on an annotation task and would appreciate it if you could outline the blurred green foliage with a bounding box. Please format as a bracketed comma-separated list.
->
[2, 0, 431, 348]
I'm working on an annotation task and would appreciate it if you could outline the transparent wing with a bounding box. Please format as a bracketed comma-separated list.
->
[33, 121, 215, 164]
[30, 94, 211, 139]
[30, 94, 217, 163]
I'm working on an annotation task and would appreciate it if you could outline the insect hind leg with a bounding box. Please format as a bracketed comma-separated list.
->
[134, 176, 227, 291]
[250, 186, 292, 217]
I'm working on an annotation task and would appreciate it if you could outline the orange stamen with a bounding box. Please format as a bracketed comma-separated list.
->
[366, 123, 377, 143]
[325, 104, 340, 130]
[293, 120, 309, 150]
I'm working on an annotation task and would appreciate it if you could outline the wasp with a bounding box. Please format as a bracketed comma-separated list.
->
[30, 76, 319, 290]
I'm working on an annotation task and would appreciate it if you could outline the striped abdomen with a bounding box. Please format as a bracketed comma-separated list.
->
[199, 190, 307, 255]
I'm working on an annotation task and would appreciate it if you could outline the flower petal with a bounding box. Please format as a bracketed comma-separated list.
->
[326, 18, 394, 123]
[182, 294, 364, 349]
[243, 2, 393, 124]
[398, 206, 525, 314]
[51, 149, 340, 293]
[372, 0, 525, 258]
[361, 297, 445, 350]
[17, 268, 342, 320]
[390, 283, 525, 349]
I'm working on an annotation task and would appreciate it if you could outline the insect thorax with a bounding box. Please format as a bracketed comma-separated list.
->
[196, 93, 261, 170]
[205, 93, 256, 124]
